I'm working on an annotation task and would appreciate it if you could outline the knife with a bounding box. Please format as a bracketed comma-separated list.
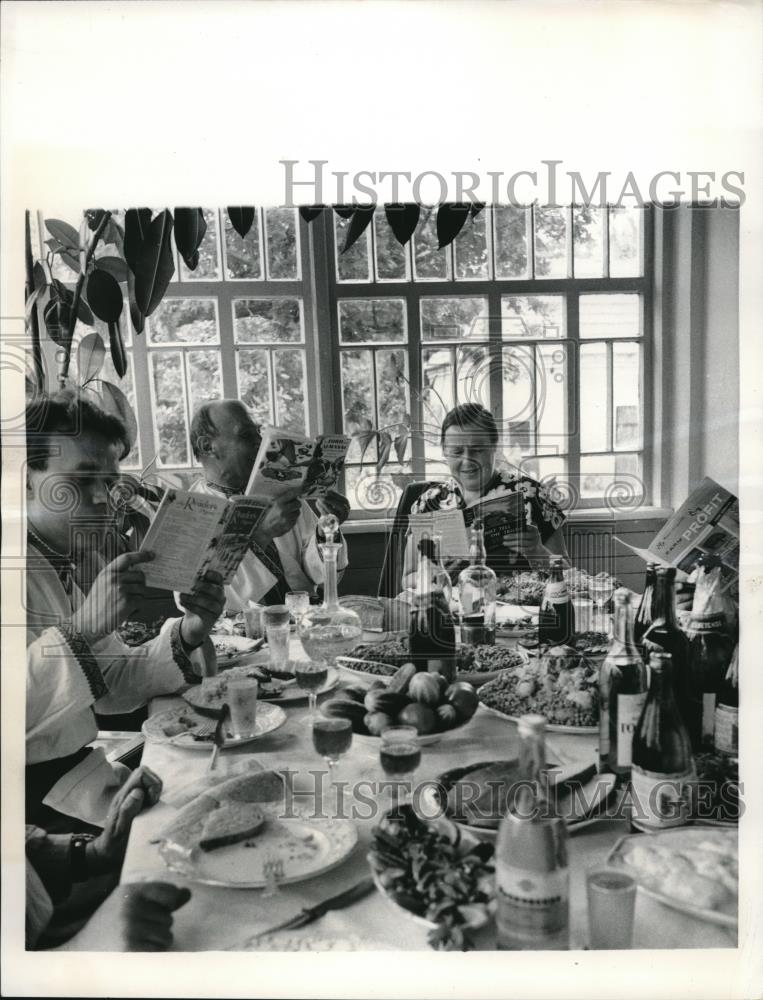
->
[248, 876, 376, 940]
[208, 702, 230, 773]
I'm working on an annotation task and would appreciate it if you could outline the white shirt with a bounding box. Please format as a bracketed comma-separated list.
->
[189, 478, 348, 611]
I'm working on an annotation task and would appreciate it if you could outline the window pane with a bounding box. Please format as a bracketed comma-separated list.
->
[179, 209, 220, 281]
[421, 297, 488, 341]
[537, 343, 568, 455]
[150, 351, 189, 466]
[494, 206, 529, 278]
[580, 452, 642, 502]
[534, 206, 568, 278]
[265, 208, 299, 279]
[422, 347, 455, 457]
[573, 206, 604, 278]
[335, 214, 371, 281]
[374, 213, 408, 280]
[147, 298, 219, 344]
[503, 345, 536, 454]
[274, 349, 306, 433]
[344, 465, 403, 515]
[609, 207, 642, 277]
[224, 209, 263, 279]
[580, 293, 641, 339]
[233, 298, 303, 343]
[413, 208, 450, 280]
[520, 456, 569, 506]
[377, 349, 409, 432]
[454, 210, 489, 280]
[502, 295, 564, 339]
[236, 349, 272, 425]
[457, 344, 491, 408]
[338, 299, 406, 343]
[340, 349, 375, 461]
[580, 342, 608, 452]
[187, 350, 222, 413]
[613, 341, 641, 451]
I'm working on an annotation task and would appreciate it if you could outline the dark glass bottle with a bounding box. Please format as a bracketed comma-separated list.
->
[714, 644, 738, 755]
[642, 567, 691, 730]
[538, 557, 575, 646]
[598, 589, 648, 780]
[633, 562, 656, 648]
[629, 652, 696, 831]
[409, 537, 457, 680]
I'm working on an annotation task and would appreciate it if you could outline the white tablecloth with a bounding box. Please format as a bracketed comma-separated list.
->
[119, 641, 737, 953]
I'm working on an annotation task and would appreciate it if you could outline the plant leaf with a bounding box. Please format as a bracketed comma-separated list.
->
[59, 248, 81, 273]
[45, 218, 80, 249]
[385, 203, 420, 245]
[376, 431, 393, 472]
[394, 428, 409, 464]
[85, 209, 108, 231]
[341, 206, 375, 254]
[127, 265, 145, 334]
[33, 261, 47, 292]
[299, 206, 324, 223]
[355, 429, 377, 464]
[86, 269, 124, 323]
[173, 207, 207, 269]
[134, 209, 175, 316]
[102, 218, 125, 251]
[470, 202, 486, 219]
[108, 321, 127, 378]
[45, 238, 64, 253]
[25, 287, 43, 322]
[94, 256, 130, 282]
[43, 299, 71, 346]
[99, 379, 137, 448]
[436, 203, 471, 249]
[123, 208, 153, 272]
[78, 332, 105, 382]
[75, 296, 95, 326]
[333, 205, 355, 220]
[227, 207, 255, 239]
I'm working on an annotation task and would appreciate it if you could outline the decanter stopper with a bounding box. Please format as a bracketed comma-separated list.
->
[318, 513, 339, 544]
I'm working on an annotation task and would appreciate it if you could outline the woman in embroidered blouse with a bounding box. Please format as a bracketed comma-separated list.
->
[402, 403, 569, 589]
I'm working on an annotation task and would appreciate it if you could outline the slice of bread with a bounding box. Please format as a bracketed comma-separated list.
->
[199, 801, 267, 852]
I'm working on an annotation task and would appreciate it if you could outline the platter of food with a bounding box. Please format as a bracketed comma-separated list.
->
[368, 804, 495, 950]
[211, 634, 265, 667]
[606, 826, 738, 928]
[347, 637, 529, 687]
[183, 664, 338, 714]
[143, 704, 286, 749]
[159, 770, 358, 889]
[495, 570, 548, 606]
[335, 656, 397, 682]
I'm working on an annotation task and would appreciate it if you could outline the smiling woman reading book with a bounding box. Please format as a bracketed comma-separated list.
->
[401, 404, 569, 589]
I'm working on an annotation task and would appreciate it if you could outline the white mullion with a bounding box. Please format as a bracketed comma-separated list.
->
[567, 205, 574, 279]
[181, 350, 196, 466]
[528, 205, 536, 279]
[602, 205, 611, 278]
[267, 348, 277, 425]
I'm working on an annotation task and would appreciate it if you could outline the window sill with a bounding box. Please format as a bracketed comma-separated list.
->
[343, 506, 673, 534]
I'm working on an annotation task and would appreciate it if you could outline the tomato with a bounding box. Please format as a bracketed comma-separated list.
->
[397, 702, 437, 735]
[435, 703, 459, 731]
[445, 681, 479, 721]
[408, 672, 442, 707]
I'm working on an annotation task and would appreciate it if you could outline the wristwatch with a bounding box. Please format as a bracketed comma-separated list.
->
[70, 833, 96, 882]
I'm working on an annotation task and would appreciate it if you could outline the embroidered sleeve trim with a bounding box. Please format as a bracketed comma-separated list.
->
[56, 623, 108, 701]
[170, 619, 201, 685]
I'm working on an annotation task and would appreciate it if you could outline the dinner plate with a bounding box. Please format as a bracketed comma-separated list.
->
[211, 635, 265, 667]
[183, 665, 339, 714]
[161, 802, 358, 889]
[477, 700, 598, 734]
[143, 703, 287, 750]
[606, 827, 738, 928]
[335, 656, 396, 684]
[230, 932, 395, 952]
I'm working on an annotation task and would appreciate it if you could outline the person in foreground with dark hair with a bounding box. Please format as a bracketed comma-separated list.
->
[25, 390, 226, 829]
[401, 403, 569, 589]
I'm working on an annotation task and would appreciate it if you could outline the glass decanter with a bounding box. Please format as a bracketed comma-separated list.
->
[298, 514, 362, 667]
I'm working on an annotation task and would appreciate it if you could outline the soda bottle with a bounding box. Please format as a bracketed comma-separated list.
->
[538, 557, 575, 646]
[458, 519, 497, 646]
[495, 715, 569, 950]
[409, 537, 457, 680]
[629, 652, 696, 832]
[598, 589, 648, 780]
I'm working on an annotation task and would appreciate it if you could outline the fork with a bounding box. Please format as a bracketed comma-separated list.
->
[262, 855, 285, 898]
[207, 704, 230, 772]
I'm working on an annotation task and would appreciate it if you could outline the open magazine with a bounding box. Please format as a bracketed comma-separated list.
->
[616, 477, 739, 583]
[407, 490, 526, 559]
[139, 489, 267, 593]
[244, 426, 351, 501]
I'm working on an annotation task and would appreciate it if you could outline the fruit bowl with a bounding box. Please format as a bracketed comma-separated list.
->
[350, 712, 476, 747]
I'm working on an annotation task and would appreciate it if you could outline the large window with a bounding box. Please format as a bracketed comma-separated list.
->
[36, 205, 650, 510]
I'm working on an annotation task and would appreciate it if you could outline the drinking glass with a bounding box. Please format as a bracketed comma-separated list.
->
[285, 590, 310, 626]
[266, 624, 290, 669]
[262, 604, 291, 630]
[586, 866, 637, 949]
[313, 717, 353, 778]
[294, 660, 329, 718]
[380, 726, 421, 811]
[243, 603, 263, 639]
[589, 575, 616, 635]
[227, 678, 258, 739]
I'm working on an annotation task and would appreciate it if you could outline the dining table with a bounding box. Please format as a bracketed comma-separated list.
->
[119, 633, 737, 953]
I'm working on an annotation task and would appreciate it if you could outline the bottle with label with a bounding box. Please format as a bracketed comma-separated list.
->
[629, 652, 696, 832]
[430, 533, 453, 608]
[495, 714, 569, 951]
[458, 519, 497, 646]
[598, 589, 648, 780]
[714, 643, 738, 755]
[642, 566, 692, 730]
[633, 562, 656, 649]
[685, 555, 734, 752]
[538, 557, 575, 647]
[409, 537, 457, 681]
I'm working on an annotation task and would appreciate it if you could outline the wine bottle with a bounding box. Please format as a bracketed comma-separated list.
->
[686, 555, 734, 752]
[409, 537, 457, 681]
[458, 519, 498, 646]
[633, 562, 656, 648]
[430, 533, 453, 607]
[642, 567, 692, 729]
[629, 652, 696, 832]
[714, 644, 738, 755]
[598, 589, 648, 780]
[538, 557, 575, 646]
[495, 715, 569, 951]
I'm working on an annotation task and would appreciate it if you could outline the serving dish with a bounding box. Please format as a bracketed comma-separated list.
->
[143, 703, 287, 749]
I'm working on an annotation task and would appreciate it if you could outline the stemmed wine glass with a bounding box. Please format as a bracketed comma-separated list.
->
[589, 573, 616, 635]
[313, 717, 353, 813]
[285, 590, 310, 626]
[294, 660, 329, 719]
